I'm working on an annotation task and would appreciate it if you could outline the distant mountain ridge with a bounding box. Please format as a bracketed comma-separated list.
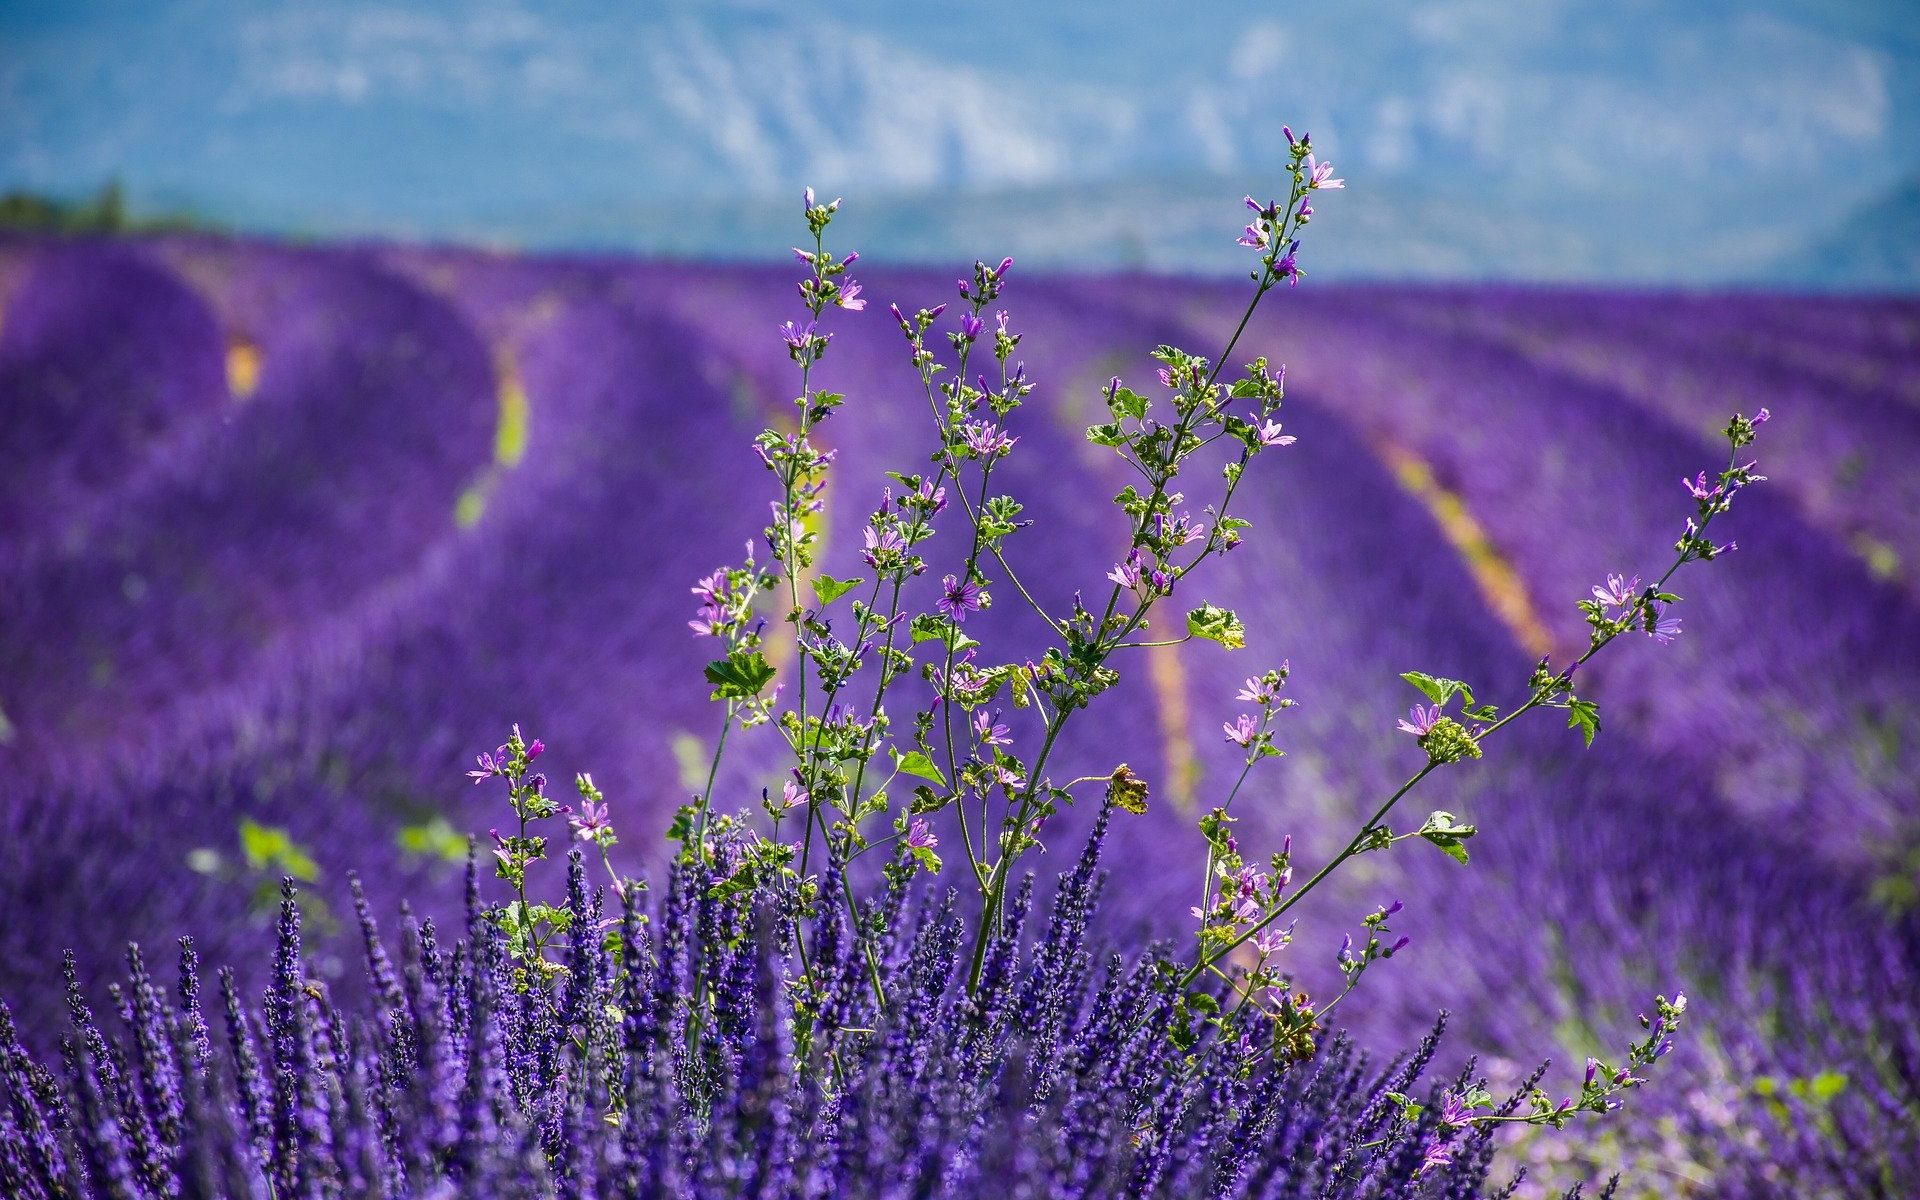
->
[2, 0, 1916, 287]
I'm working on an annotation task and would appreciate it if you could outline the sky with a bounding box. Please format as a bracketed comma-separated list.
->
[2, 0, 1916, 286]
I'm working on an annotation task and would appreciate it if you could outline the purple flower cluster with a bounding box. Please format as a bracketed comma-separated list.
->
[0, 812, 1545, 1199]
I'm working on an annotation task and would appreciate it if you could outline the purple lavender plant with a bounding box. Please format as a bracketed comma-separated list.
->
[1, 811, 1594, 1199]
[2, 131, 1861, 1196]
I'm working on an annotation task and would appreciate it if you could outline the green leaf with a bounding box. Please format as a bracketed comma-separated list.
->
[704, 650, 776, 699]
[1085, 423, 1127, 447]
[1401, 671, 1475, 707]
[1417, 811, 1478, 865]
[1186, 604, 1247, 650]
[396, 817, 468, 864]
[909, 845, 943, 874]
[1106, 764, 1150, 815]
[526, 903, 574, 932]
[1107, 386, 1149, 421]
[891, 748, 949, 787]
[812, 573, 864, 607]
[1567, 698, 1602, 747]
[238, 818, 320, 881]
[908, 613, 979, 650]
[908, 784, 950, 814]
[707, 864, 757, 901]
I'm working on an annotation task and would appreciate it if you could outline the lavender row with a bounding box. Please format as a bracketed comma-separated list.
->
[1, 245, 498, 791]
[1366, 285, 1920, 594]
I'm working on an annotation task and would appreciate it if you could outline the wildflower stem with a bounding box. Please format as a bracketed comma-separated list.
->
[689, 709, 734, 867]
[1182, 436, 1749, 989]
[963, 195, 1309, 994]
[1198, 750, 1263, 930]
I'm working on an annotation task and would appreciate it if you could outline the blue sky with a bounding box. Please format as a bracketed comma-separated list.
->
[2, 1, 1915, 284]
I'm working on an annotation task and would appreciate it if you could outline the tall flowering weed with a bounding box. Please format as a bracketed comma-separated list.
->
[0, 136, 1770, 1197]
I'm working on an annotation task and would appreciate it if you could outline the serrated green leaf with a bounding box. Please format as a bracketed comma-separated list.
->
[812, 573, 864, 607]
[1401, 671, 1475, 707]
[1107, 386, 1149, 421]
[891, 748, 948, 787]
[1106, 764, 1150, 815]
[908, 613, 978, 650]
[908, 784, 950, 814]
[1417, 811, 1478, 865]
[1567, 698, 1601, 747]
[526, 903, 574, 932]
[1186, 604, 1247, 650]
[707, 864, 757, 901]
[704, 650, 776, 699]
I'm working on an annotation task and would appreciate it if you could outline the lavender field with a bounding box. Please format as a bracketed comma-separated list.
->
[2, 231, 1917, 1195]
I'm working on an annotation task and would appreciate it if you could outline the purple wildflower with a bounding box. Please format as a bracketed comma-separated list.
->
[1683, 471, 1722, 501]
[937, 574, 984, 623]
[780, 776, 808, 812]
[1304, 154, 1344, 189]
[973, 708, 1011, 746]
[1237, 676, 1277, 705]
[467, 751, 501, 783]
[568, 796, 611, 842]
[1251, 921, 1294, 956]
[1276, 240, 1301, 285]
[1397, 704, 1443, 737]
[862, 523, 906, 567]
[1417, 1136, 1454, 1176]
[1223, 714, 1261, 747]
[1649, 614, 1682, 644]
[906, 819, 938, 850]
[961, 421, 1016, 457]
[778, 319, 817, 351]
[1257, 419, 1296, 447]
[1591, 572, 1642, 609]
[914, 478, 948, 514]
[958, 312, 984, 341]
